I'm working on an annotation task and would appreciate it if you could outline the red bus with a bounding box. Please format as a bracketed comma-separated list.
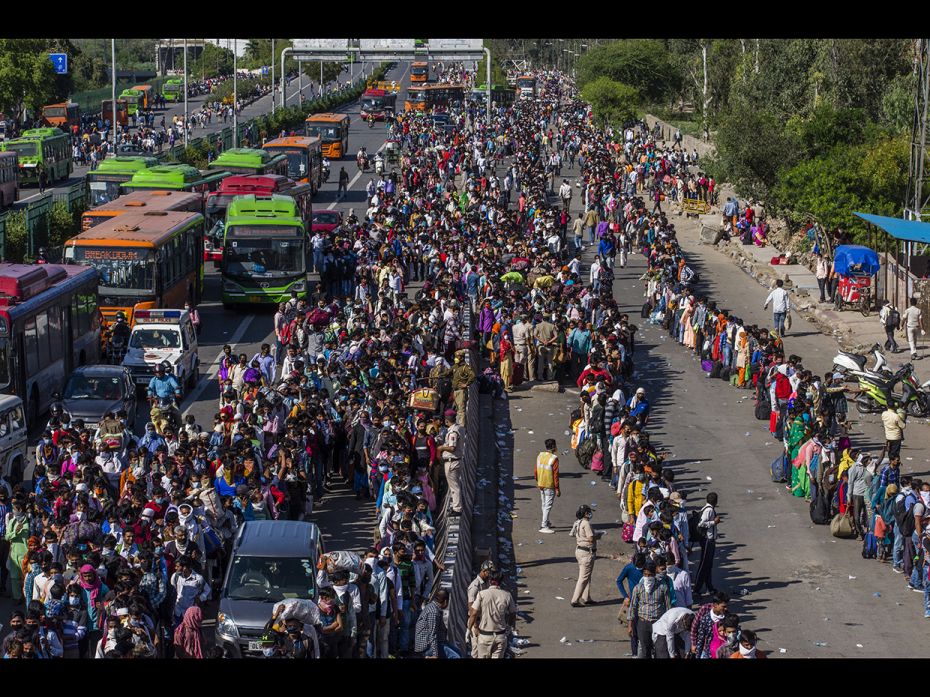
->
[204, 175, 313, 262]
[0, 264, 101, 427]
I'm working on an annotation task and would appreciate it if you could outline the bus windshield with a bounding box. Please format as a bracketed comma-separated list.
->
[306, 124, 339, 140]
[6, 142, 37, 157]
[88, 181, 123, 207]
[130, 328, 181, 350]
[44, 107, 66, 118]
[164, 83, 180, 93]
[224, 229, 305, 278]
[362, 97, 386, 111]
[266, 149, 308, 179]
[69, 246, 155, 291]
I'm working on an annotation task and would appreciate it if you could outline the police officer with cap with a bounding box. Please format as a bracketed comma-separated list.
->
[466, 560, 496, 657]
[467, 568, 516, 659]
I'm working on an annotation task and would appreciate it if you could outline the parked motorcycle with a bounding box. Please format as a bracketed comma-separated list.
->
[832, 343, 888, 377]
[852, 363, 927, 416]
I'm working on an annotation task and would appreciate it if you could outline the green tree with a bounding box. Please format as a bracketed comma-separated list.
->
[0, 39, 60, 120]
[189, 43, 235, 79]
[580, 77, 639, 128]
[576, 40, 681, 103]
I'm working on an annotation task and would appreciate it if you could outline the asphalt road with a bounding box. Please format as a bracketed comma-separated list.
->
[505, 173, 930, 659]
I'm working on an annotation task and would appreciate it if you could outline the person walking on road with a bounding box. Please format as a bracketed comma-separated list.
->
[338, 167, 349, 197]
[902, 297, 925, 360]
[467, 570, 515, 659]
[534, 439, 560, 533]
[570, 504, 602, 607]
[880, 403, 906, 463]
[651, 606, 694, 658]
[763, 279, 791, 338]
[880, 300, 901, 353]
[692, 492, 721, 597]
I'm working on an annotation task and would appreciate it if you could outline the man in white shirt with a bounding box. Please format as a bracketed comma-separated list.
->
[902, 297, 925, 360]
[762, 279, 791, 338]
[651, 606, 694, 658]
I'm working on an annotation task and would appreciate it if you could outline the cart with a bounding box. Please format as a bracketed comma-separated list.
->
[832, 245, 880, 317]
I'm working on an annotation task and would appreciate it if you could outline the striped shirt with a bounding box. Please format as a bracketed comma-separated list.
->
[630, 579, 672, 622]
[413, 600, 446, 657]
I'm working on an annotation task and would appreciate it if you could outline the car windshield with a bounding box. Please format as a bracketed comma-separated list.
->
[63, 374, 124, 401]
[313, 213, 339, 225]
[129, 329, 181, 350]
[226, 555, 316, 601]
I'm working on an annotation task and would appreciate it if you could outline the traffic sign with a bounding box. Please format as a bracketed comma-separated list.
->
[49, 53, 68, 74]
[428, 39, 483, 52]
[359, 39, 414, 53]
[292, 39, 349, 52]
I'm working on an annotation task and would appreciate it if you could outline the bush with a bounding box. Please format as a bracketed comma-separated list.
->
[4, 210, 26, 262]
[48, 200, 80, 249]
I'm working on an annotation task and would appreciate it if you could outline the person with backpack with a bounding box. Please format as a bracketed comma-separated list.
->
[893, 476, 919, 579]
[846, 452, 872, 540]
[692, 492, 720, 598]
[879, 300, 901, 353]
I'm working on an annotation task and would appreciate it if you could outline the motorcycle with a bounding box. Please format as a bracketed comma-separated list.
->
[832, 343, 889, 377]
[367, 114, 376, 129]
[321, 161, 331, 183]
[374, 157, 384, 176]
[150, 397, 181, 435]
[852, 363, 927, 416]
[107, 331, 129, 364]
[356, 153, 369, 172]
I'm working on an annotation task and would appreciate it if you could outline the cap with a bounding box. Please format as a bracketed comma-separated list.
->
[636, 387, 646, 395]
[669, 492, 684, 505]
[444, 408, 457, 420]
[141, 508, 155, 519]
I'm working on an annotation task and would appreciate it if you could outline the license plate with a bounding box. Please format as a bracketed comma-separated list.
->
[248, 641, 263, 652]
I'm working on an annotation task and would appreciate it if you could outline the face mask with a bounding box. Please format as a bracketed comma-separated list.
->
[68, 596, 81, 606]
[75, 511, 86, 521]
[921, 492, 930, 506]
[738, 644, 757, 658]
[642, 576, 655, 592]
[154, 547, 163, 556]
[262, 647, 276, 658]
[656, 571, 667, 581]
[710, 610, 725, 623]
[103, 548, 115, 557]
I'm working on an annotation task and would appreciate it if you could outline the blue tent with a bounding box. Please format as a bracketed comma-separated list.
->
[833, 245, 880, 276]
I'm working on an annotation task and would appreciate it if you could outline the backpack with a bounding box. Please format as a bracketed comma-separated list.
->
[709, 361, 722, 379]
[887, 309, 901, 330]
[810, 487, 831, 525]
[894, 494, 917, 537]
[641, 302, 651, 319]
[575, 437, 597, 469]
[770, 452, 789, 483]
[754, 394, 770, 421]
[719, 366, 731, 381]
[862, 531, 878, 559]
[689, 505, 710, 544]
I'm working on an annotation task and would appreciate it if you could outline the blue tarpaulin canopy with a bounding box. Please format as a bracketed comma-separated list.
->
[853, 212, 930, 245]
[833, 244, 880, 276]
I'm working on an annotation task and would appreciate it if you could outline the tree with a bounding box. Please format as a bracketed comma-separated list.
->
[576, 40, 681, 103]
[0, 39, 59, 120]
[580, 77, 639, 129]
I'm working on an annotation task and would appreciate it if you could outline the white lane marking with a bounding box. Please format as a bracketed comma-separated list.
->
[181, 314, 255, 415]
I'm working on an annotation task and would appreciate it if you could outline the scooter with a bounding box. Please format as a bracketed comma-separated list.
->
[374, 157, 384, 176]
[321, 162, 330, 182]
[852, 363, 926, 415]
[150, 397, 181, 435]
[833, 343, 889, 377]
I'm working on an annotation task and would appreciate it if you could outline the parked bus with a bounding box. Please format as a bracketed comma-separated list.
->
[206, 148, 289, 177]
[81, 190, 203, 232]
[304, 114, 350, 159]
[204, 175, 313, 261]
[0, 263, 101, 428]
[471, 84, 516, 107]
[516, 75, 537, 99]
[101, 99, 129, 127]
[131, 84, 154, 110]
[367, 80, 400, 94]
[410, 62, 429, 83]
[85, 155, 159, 207]
[41, 102, 80, 131]
[64, 210, 205, 326]
[119, 89, 144, 116]
[219, 195, 307, 307]
[0, 127, 72, 186]
[404, 84, 465, 112]
[0, 152, 18, 209]
[360, 89, 397, 121]
[163, 78, 183, 103]
[122, 164, 228, 195]
[262, 136, 323, 191]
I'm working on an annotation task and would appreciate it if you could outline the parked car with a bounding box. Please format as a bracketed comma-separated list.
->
[215, 520, 323, 658]
[59, 365, 137, 432]
[311, 209, 342, 234]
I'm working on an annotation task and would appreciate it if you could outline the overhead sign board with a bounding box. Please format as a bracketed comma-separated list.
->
[292, 39, 349, 52]
[428, 39, 483, 52]
[359, 39, 415, 53]
[295, 55, 348, 62]
[49, 53, 68, 74]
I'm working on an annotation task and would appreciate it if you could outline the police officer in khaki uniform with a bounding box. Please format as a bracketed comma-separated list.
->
[436, 408, 463, 515]
[511, 314, 536, 382]
[533, 314, 558, 381]
[468, 570, 516, 658]
[451, 350, 476, 425]
[570, 505, 602, 607]
[466, 560, 496, 657]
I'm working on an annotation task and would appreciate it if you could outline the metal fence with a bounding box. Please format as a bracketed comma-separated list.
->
[2, 181, 88, 261]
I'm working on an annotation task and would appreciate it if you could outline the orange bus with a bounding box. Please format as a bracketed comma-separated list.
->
[63, 210, 205, 325]
[304, 113, 350, 160]
[131, 85, 154, 110]
[101, 99, 129, 127]
[80, 190, 203, 232]
[410, 62, 429, 83]
[41, 103, 80, 131]
[404, 84, 465, 112]
[262, 136, 323, 192]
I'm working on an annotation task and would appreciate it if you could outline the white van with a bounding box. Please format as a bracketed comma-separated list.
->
[122, 309, 200, 396]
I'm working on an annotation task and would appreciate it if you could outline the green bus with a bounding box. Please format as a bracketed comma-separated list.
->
[219, 194, 307, 307]
[122, 164, 229, 195]
[206, 148, 289, 177]
[86, 155, 159, 206]
[0, 127, 72, 186]
[119, 89, 143, 116]
[162, 79, 183, 103]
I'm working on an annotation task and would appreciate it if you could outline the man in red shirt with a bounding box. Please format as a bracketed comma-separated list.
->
[577, 358, 612, 388]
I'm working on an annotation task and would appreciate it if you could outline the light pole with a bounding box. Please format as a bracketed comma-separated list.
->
[271, 38, 275, 115]
[319, 60, 323, 97]
[110, 39, 117, 152]
[233, 39, 238, 147]
[183, 38, 188, 147]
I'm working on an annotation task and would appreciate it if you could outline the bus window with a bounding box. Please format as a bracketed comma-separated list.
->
[24, 317, 38, 376]
[47, 306, 62, 363]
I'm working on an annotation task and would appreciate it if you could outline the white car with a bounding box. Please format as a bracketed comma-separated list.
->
[122, 309, 200, 396]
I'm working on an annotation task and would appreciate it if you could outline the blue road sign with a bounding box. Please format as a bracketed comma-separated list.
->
[50, 53, 68, 74]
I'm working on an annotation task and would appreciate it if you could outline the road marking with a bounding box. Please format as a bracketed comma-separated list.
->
[181, 313, 255, 415]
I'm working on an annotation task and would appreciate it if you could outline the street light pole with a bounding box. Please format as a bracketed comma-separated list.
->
[271, 38, 275, 115]
[320, 60, 323, 97]
[233, 39, 238, 147]
[183, 38, 188, 147]
[111, 39, 117, 152]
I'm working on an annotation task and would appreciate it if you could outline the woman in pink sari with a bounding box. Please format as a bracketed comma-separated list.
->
[752, 221, 768, 247]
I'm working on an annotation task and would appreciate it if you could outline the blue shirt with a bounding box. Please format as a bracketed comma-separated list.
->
[617, 563, 643, 600]
[147, 374, 180, 399]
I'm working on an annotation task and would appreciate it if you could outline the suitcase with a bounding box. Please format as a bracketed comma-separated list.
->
[512, 362, 524, 387]
[641, 302, 651, 319]
[408, 388, 440, 412]
[701, 359, 713, 372]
